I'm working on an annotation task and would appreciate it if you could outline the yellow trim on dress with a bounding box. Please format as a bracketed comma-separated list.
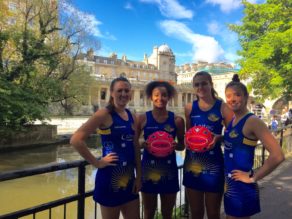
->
[243, 138, 257, 146]
[98, 129, 111, 135]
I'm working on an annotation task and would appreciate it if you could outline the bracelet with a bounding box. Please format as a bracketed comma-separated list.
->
[250, 177, 256, 183]
[249, 170, 256, 183]
[249, 169, 254, 178]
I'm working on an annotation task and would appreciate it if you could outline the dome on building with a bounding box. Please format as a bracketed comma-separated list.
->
[158, 44, 173, 55]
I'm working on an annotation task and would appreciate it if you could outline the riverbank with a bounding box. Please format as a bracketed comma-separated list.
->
[0, 135, 70, 153]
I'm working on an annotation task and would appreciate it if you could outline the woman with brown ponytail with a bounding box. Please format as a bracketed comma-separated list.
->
[183, 71, 233, 219]
[70, 77, 141, 219]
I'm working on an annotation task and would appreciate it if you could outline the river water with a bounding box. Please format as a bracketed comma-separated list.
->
[0, 140, 185, 218]
[0, 140, 102, 218]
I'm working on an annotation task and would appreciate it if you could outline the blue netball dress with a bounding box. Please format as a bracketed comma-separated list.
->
[183, 99, 225, 193]
[93, 109, 139, 207]
[224, 113, 260, 217]
[141, 111, 179, 194]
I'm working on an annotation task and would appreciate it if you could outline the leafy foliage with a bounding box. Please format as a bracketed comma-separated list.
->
[229, 0, 292, 101]
[0, 0, 98, 133]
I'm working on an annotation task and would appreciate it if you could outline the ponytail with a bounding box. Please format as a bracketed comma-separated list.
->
[225, 74, 248, 97]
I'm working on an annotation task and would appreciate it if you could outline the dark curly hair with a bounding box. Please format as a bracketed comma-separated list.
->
[145, 81, 177, 99]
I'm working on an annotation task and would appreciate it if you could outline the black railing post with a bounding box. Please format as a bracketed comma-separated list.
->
[261, 146, 266, 166]
[183, 189, 189, 217]
[77, 163, 86, 219]
[279, 129, 284, 148]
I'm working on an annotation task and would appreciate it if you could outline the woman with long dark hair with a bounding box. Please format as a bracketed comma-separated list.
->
[183, 71, 233, 219]
[70, 77, 141, 219]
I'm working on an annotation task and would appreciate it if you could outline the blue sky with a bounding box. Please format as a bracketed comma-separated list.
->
[61, 0, 264, 66]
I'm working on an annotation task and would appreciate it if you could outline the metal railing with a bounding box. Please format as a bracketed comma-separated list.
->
[0, 161, 186, 219]
[253, 124, 292, 169]
[0, 125, 291, 219]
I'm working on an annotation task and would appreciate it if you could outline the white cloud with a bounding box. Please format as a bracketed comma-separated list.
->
[205, 0, 262, 13]
[159, 20, 224, 62]
[206, 20, 240, 63]
[205, 0, 241, 13]
[207, 21, 221, 35]
[124, 2, 134, 10]
[60, 1, 116, 40]
[224, 51, 240, 63]
[140, 0, 193, 19]
[207, 20, 238, 44]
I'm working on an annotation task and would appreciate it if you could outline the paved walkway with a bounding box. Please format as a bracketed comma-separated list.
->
[253, 155, 292, 219]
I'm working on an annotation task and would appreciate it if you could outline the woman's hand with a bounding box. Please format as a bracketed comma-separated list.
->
[132, 177, 141, 194]
[96, 153, 118, 168]
[142, 141, 149, 150]
[231, 170, 254, 183]
[208, 134, 222, 149]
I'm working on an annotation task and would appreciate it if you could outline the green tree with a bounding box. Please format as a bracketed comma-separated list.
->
[229, 0, 292, 101]
[0, 0, 98, 133]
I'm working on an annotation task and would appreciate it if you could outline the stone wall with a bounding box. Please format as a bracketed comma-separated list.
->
[0, 125, 58, 150]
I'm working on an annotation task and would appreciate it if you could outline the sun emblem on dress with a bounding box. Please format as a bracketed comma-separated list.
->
[111, 165, 133, 191]
[185, 153, 220, 176]
[143, 160, 170, 183]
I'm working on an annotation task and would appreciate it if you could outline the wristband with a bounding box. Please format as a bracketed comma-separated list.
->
[249, 170, 256, 183]
[250, 177, 256, 183]
[249, 169, 254, 178]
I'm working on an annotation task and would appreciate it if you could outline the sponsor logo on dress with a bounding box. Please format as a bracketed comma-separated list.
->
[208, 113, 219, 122]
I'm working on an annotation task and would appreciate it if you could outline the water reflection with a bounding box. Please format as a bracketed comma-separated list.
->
[0, 137, 101, 172]
[0, 139, 184, 218]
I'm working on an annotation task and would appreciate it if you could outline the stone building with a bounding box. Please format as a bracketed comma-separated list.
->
[77, 44, 176, 83]
[77, 44, 195, 114]
[176, 61, 239, 100]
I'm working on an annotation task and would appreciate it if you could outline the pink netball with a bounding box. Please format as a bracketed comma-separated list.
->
[146, 131, 175, 158]
[185, 126, 213, 152]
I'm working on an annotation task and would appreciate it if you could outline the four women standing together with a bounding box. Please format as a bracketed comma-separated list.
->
[70, 72, 284, 219]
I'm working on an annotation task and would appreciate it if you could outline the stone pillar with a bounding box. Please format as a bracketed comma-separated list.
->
[88, 87, 92, 105]
[188, 93, 192, 103]
[97, 87, 101, 106]
[105, 88, 110, 102]
[134, 89, 140, 108]
[178, 93, 183, 108]
[144, 95, 147, 107]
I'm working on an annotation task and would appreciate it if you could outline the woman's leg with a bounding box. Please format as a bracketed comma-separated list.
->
[121, 198, 140, 219]
[205, 192, 223, 219]
[142, 192, 158, 219]
[160, 193, 177, 219]
[100, 205, 121, 219]
[186, 187, 205, 219]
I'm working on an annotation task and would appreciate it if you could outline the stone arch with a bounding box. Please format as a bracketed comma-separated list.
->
[272, 97, 290, 115]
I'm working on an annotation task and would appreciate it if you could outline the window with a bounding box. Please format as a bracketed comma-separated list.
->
[8, 2, 17, 11]
[7, 18, 16, 25]
[101, 90, 106, 100]
[28, 20, 33, 27]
